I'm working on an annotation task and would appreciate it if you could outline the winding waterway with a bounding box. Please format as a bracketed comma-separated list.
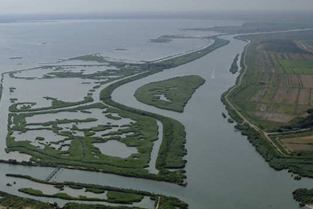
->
[109, 35, 313, 209]
[0, 19, 313, 209]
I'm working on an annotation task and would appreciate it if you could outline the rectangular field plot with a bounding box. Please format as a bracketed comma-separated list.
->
[277, 59, 313, 74]
[300, 75, 313, 88]
[281, 135, 313, 152]
[253, 112, 294, 123]
[273, 87, 289, 103]
[284, 104, 295, 114]
[261, 87, 276, 103]
[287, 74, 301, 87]
[285, 88, 299, 104]
[298, 89, 311, 105]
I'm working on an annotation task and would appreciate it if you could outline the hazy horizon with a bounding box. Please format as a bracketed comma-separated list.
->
[1, 0, 313, 15]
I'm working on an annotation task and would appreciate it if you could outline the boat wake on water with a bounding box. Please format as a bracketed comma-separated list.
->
[211, 69, 215, 79]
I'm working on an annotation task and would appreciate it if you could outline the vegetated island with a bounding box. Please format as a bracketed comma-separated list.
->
[150, 35, 196, 43]
[134, 75, 205, 112]
[7, 174, 188, 209]
[229, 54, 239, 74]
[221, 29, 313, 206]
[150, 37, 172, 43]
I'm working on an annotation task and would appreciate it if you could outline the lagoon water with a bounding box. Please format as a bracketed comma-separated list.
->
[0, 19, 239, 71]
[0, 19, 311, 209]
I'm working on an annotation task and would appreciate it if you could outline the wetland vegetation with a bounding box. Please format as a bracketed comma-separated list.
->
[6, 174, 188, 209]
[6, 102, 169, 183]
[229, 54, 239, 74]
[4, 35, 230, 187]
[0, 31, 234, 209]
[150, 35, 195, 43]
[134, 75, 205, 112]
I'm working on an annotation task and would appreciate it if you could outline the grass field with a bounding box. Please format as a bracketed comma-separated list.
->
[281, 135, 313, 152]
[134, 75, 205, 112]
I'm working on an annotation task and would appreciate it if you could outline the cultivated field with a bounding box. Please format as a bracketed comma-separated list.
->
[229, 31, 313, 130]
[281, 135, 313, 152]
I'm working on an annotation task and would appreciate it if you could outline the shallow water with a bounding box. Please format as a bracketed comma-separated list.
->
[0, 19, 241, 72]
[146, 121, 163, 174]
[94, 140, 138, 158]
[7, 75, 95, 108]
[158, 94, 171, 102]
[13, 130, 65, 149]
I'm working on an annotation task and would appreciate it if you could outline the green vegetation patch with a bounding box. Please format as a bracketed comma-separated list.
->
[150, 37, 172, 43]
[159, 37, 230, 67]
[7, 102, 161, 180]
[276, 59, 313, 74]
[262, 39, 310, 54]
[135, 75, 205, 112]
[106, 191, 143, 203]
[150, 35, 193, 43]
[230, 54, 240, 74]
[69, 54, 107, 63]
[0, 190, 55, 209]
[293, 188, 313, 207]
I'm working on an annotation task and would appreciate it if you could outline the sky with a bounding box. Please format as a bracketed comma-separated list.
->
[1, 0, 313, 14]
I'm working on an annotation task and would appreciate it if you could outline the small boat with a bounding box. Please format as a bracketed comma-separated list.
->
[211, 69, 215, 79]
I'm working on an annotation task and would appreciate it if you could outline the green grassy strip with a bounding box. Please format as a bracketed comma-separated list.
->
[9, 96, 94, 112]
[159, 37, 230, 67]
[19, 188, 144, 204]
